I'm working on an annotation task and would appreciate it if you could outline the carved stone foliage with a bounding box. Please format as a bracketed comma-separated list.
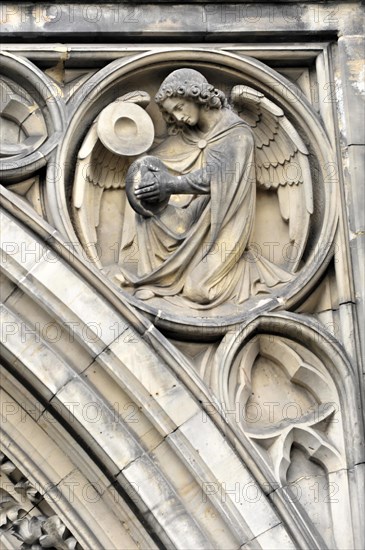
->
[0, 453, 81, 550]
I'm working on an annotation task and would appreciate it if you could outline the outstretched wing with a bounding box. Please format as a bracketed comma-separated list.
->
[231, 86, 313, 271]
[72, 91, 151, 268]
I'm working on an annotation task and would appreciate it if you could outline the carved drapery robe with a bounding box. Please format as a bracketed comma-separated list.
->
[120, 108, 290, 307]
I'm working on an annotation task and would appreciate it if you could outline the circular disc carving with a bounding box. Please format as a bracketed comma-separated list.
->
[97, 102, 154, 156]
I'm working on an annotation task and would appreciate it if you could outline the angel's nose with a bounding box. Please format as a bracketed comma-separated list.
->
[174, 112, 184, 122]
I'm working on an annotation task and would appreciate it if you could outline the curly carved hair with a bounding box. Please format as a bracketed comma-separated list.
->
[155, 69, 229, 133]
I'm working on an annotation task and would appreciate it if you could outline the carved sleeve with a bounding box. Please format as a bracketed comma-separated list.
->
[174, 168, 211, 194]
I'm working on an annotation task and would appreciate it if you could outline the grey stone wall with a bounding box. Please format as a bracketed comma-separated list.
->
[1, 3, 364, 549]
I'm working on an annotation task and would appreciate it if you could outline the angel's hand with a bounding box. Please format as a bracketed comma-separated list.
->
[134, 167, 173, 203]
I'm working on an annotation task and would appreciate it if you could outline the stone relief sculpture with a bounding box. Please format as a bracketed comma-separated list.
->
[0, 77, 47, 158]
[1, 46, 362, 550]
[0, 453, 80, 549]
[0, 52, 66, 214]
[73, 68, 313, 312]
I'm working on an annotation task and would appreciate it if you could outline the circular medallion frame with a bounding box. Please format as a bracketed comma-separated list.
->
[0, 52, 66, 183]
[54, 48, 338, 339]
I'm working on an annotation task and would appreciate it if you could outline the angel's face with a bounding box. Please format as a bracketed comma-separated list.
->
[161, 97, 200, 126]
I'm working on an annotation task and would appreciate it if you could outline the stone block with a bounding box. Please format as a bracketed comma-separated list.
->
[345, 145, 365, 234]
[0, 210, 45, 278]
[0, 272, 16, 302]
[178, 413, 281, 538]
[1, 304, 75, 399]
[121, 453, 212, 549]
[338, 36, 365, 146]
[83, 360, 164, 452]
[53, 377, 144, 473]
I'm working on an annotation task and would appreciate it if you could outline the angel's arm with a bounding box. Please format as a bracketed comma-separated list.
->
[134, 166, 210, 202]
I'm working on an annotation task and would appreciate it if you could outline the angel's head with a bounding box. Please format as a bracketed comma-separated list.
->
[155, 69, 228, 133]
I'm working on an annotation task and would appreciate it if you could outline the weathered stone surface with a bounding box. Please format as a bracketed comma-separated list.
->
[1, 305, 75, 400]
[337, 36, 365, 147]
[0, 3, 364, 550]
[1, 3, 363, 38]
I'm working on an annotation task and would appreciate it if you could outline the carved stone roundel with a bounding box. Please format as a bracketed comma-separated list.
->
[55, 49, 337, 338]
[0, 52, 65, 183]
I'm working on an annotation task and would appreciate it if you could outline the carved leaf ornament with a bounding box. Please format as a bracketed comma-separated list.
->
[0, 453, 80, 549]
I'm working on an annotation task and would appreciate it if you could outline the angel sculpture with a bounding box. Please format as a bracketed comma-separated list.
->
[73, 68, 313, 310]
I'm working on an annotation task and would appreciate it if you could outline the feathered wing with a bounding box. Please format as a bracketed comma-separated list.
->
[231, 86, 313, 271]
[72, 92, 151, 268]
